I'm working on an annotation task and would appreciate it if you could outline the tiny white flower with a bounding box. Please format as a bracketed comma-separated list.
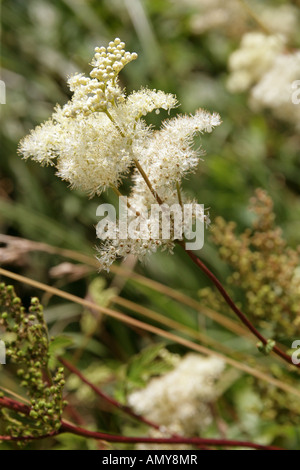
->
[128, 354, 225, 436]
[227, 32, 285, 93]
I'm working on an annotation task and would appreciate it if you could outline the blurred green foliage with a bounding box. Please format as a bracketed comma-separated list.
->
[1, 0, 300, 450]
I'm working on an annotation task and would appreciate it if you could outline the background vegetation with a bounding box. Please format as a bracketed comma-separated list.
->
[1, 0, 300, 450]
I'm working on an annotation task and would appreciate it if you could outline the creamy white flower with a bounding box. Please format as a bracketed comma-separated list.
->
[64, 38, 137, 117]
[125, 88, 178, 118]
[227, 30, 300, 129]
[19, 38, 221, 269]
[128, 354, 225, 436]
[20, 107, 137, 196]
[18, 116, 63, 166]
[132, 109, 221, 197]
[96, 212, 174, 272]
[96, 186, 210, 271]
[250, 52, 300, 129]
[227, 33, 285, 93]
[18, 40, 179, 196]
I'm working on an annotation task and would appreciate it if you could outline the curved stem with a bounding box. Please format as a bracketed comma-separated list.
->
[180, 243, 296, 367]
[0, 394, 284, 449]
[133, 158, 163, 204]
[58, 357, 208, 449]
[104, 109, 125, 137]
[59, 422, 283, 450]
[59, 357, 160, 431]
[110, 183, 140, 217]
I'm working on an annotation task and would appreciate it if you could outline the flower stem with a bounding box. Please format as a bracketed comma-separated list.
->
[59, 357, 160, 431]
[179, 243, 295, 367]
[110, 183, 140, 217]
[176, 181, 183, 209]
[60, 421, 282, 449]
[0, 397, 283, 448]
[104, 109, 125, 137]
[133, 158, 163, 204]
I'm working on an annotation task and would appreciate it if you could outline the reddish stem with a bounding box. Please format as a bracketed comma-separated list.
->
[0, 396, 30, 415]
[0, 431, 59, 442]
[0, 396, 282, 449]
[60, 422, 281, 449]
[59, 357, 209, 451]
[181, 244, 295, 367]
[59, 356, 161, 430]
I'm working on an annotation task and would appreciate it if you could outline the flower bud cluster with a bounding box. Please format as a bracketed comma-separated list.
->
[200, 190, 300, 339]
[0, 284, 66, 440]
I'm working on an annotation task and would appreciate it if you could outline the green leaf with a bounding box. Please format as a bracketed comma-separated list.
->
[88, 277, 117, 307]
[48, 335, 74, 369]
[125, 342, 169, 389]
[49, 335, 74, 354]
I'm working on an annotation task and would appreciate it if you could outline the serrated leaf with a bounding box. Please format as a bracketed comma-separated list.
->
[125, 342, 169, 389]
[88, 277, 117, 308]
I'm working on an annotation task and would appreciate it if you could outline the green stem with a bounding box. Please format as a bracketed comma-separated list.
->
[176, 181, 183, 209]
[105, 108, 164, 207]
[104, 109, 125, 137]
[110, 184, 140, 217]
[133, 158, 163, 205]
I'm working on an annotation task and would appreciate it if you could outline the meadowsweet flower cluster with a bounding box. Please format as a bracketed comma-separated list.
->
[250, 52, 300, 128]
[127, 354, 225, 436]
[227, 32, 285, 93]
[18, 38, 221, 271]
[96, 197, 208, 271]
[227, 32, 300, 128]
